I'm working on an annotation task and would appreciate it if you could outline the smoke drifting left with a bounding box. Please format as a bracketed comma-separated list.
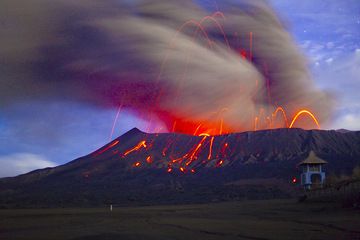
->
[0, 0, 334, 135]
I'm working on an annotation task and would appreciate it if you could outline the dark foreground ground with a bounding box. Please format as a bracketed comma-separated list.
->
[1, 199, 360, 240]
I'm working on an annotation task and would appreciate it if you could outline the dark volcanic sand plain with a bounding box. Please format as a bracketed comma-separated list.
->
[1, 199, 359, 240]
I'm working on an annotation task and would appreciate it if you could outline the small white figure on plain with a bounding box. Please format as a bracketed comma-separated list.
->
[110, 204, 113, 212]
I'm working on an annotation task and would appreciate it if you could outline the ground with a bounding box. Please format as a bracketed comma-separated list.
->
[1, 200, 360, 240]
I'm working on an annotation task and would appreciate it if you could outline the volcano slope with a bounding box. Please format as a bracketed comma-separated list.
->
[0, 128, 360, 208]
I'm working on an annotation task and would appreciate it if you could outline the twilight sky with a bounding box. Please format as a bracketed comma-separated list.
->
[0, 0, 359, 177]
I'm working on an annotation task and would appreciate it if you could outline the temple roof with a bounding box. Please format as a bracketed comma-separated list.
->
[298, 151, 327, 166]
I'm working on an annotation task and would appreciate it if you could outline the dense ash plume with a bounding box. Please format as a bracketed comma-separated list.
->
[0, 0, 334, 133]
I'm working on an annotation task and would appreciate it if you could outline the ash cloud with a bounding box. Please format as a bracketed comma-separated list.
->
[0, 0, 334, 133]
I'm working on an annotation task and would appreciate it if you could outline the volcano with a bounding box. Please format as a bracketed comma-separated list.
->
[1, 128, 360, 208]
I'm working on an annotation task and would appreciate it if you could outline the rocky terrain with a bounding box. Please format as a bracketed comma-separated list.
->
[1, 128, 359, 207]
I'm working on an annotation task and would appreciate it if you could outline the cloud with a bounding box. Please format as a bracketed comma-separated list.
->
[332, 113, 360, 131]
[314, 49, 360, 130]
[325, 58, 334, 64]
[316, 49, 360, 95]
[0, 153, 57, 178]
[326, 42, 335, 49]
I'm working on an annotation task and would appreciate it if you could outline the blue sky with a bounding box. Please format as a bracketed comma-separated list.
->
[0, 0, 359, 177]
[269, 0, 360, 130]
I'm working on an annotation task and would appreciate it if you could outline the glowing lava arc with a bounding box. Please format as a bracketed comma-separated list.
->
[157, 19, 213, 82]
[253, 106, 320, 131]
[93, 140, 119, 156]
[157, 11, 229, 87]
[289, 110, 320, 129]
[198, 14, 231, 49]
[212, 11, 226, 20]
[272, 106, 289, 128]
[149, 11, 325, 136]
[123, 140, 147, 156]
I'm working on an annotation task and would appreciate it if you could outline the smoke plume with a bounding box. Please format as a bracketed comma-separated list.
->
[0, 0, 334, 134]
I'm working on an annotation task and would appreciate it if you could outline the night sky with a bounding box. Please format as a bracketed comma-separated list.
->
[0, 0, 359, 177]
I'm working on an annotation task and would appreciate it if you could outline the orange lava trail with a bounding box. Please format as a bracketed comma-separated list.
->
[207, 136, 215, 160]
[162, 147, 167, 157]
[172, 135, 208, 166]
[199, 15, 230, 49]
[146, 155, 153, 164]
[249, 32, 253, 61]
[94, 140, 119, 156]
[189, 138, 205, 160]
[154, 16, 215, 115]
[219, 118, 224, 135]
[171, 156, 186, 164]
[254, 117, 259, 131]
[171, 121, 177, 132]
[212, 11, 226, 20]
[193, 124, 202, 136]
[123, 140, 147, 156]
[222, 143, 229, 157]
[254, 108, 268, 131]
[156, 11, 227, 101]
[162, 138, 174, 157]
[289, 110, 320, 129]
[262, 62, 272, 105]
[173, 20, 213, 47]
[185, 135, 208, 166]
[157, 19, 213, 82]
